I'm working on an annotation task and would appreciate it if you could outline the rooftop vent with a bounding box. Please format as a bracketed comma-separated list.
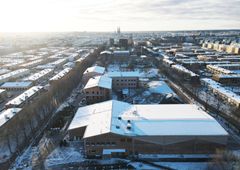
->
[118, 116, 122, 120]
[5, 115, 10, 120]
[127, 123, 131, 130]
[116, 125, 120, 129]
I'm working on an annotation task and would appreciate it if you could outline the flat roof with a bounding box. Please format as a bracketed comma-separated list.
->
[84, 75, 112, 89]
[107, 71, 140, 78]
[1, 82, 32, 88]
[68, 100, 228, 138]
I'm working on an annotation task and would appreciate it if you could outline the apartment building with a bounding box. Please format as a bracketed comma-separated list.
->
[107, 72, 140, 90]
[84, 76, 112, 104]
[83, 66, 105, 84]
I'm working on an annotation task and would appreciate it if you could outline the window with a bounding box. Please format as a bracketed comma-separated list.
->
[120, 138, 125, 142]
[127, 138, 132, 142]
[91, 150, 96, 153]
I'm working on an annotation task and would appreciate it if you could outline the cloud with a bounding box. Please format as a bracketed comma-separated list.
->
[0, 0, 239, 31]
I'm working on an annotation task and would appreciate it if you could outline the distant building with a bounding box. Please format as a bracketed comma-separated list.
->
[109, 38, 114, 46]
[84, 76, 112, 104]
[117, 27, 121, 34]
[1, 82, 32, 91]
[68, 100, 228, 158]
[23, 69, 53, 84]
[83, 66, 105, 84]
[201, 78, 240, 108]
[113, 50, 130, 62]
[5, 86, 43, 108]
[212, 74, 240, 85]
[49, 67, 72, 83]
[119, 39, 128, 49]
[0, 69, 30, 83]
[107, 71, 140, 90]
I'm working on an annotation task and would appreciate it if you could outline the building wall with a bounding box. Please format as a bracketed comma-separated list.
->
[84, 86, 111, 104]
[212, 75, 240, 85]
[76, 133, 227, 157]
[112, 77, 138, 90]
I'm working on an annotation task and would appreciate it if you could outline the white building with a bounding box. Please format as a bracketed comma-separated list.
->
[68, 100, 228, 157]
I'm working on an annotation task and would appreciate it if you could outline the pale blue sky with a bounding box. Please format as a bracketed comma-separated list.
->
[0, 0, 239, 32]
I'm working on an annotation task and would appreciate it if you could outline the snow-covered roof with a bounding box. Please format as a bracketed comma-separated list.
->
[0, 69, 10, 75]
[1, 82, 32, 88]
[6, 86, 43, 107]
[0, 108, 22, 127]
[113, 51, 130, 54]
[215, 74, 240, 79]
[24, 69, 53, 81]
[201, 78, 240, 104]
[103, 149, 126, 155]
[0, 69, 29, 82]
[0, 89, 6, 94]
[84, 66, 105, 75]
[68, 100, 228, 138]
[172, 64, 198, 77]
[100, 51, 112, 55]
[107, 71, 140, 78]
[84, 76, 112, 89]
[50, 68, 72, 81]
[207, 65, 233, 74]
[19, 59, 43, 68]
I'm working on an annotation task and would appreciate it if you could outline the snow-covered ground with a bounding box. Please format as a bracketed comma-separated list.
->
[129, 162, 159, 170]
[10, 146, 37, 170]
[147, 81, 175, 95]
[44, 146, 84, 168]
[156, 162, 209, 170]
[139, 68, 160, 78]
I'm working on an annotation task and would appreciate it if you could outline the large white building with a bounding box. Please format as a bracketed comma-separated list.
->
[68, 100, 228, 158]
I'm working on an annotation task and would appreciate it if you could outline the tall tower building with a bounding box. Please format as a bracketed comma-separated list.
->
[117, 27, 121, 34]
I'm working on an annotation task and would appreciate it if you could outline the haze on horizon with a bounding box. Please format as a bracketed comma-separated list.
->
[0, 0, 239, 32]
